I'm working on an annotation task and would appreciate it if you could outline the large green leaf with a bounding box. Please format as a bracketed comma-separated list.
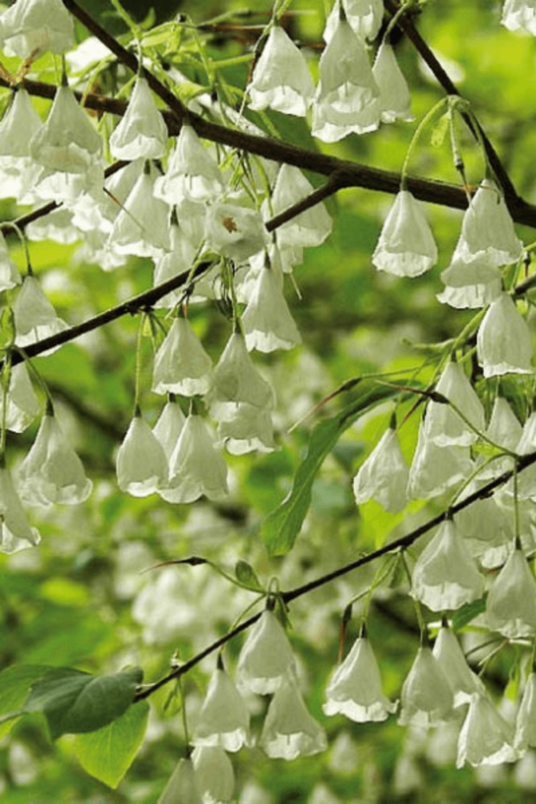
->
[0, 664, 52, 739]
[261, 382, 401, 556]
[73, 700, 150, 789]
[25, 666, 143, 739]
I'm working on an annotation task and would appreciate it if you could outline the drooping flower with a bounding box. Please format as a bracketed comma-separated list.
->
[476, 294, 533, 378]
[260, 675, 328, 760]
[502, 0, 536, 35]
[191, 745, 235, 804]
[323, 633, 397, 722]
[192, 666, 251, 752]
[248, 25, 315, 117]
[152, 398, 186, 461]
[457, 694, 517, 768]
[0, 88, 43, 202]
[411, 519, 484, 612]
[17, 411, 92, 505]
[352, 425, 408, 513]
[242, 263, 302, 352]
[398, 645, 454, 728]
[237, 608, 297, 695]
[12, 274, 68, 351]
[432, 626, 484, 707]
[424, 361, 486, 447]
[217, 403, 277, 455]
[158, 758, 202, 804]
[372, 42, 413, 123]
[456, 179, 523, 266]
[160, 414, 228, 504]
[116, 412, 168, 497]
[486, 548, 536, 639]
[312, 15, 380, 141]
[437, 251, 503, 309]
[407, 420, 473, 500]
[266, 164, 332, 250]
[0, 0, 75, 58]
[152, 317, 213, 397]
[453, 489, 512, 569]
[324, 0, 384, 43]
[0, 465, 41, 554]
[0, 363, 40, 433]
[152, 219, 196, 308]
[109, 77, 168, 161]
[372, 190, 438, 277]
[208, 331, 274, 419]
[154, 124, 223, 204]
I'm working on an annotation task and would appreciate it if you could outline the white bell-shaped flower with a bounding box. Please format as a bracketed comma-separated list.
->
[454, 491, 512, 569]
[0, 363, 40, 433]
[486, 548, 536, 639]
[411, 519, 484, 612]
[152, 318, 213, 397]
[0, 230, 21, 291]
[0, 0, 74, 58]
[476, 293, 533, 378]
[515, 673, 536, 750]
[477, 396, 523, 483]
[372, 42, 413, 123]
[205, 202, 270, 262]
[398, 645, 454, 728]
[192, 666, 251, 752]
[160, 414, 228, 504]
[456, 179, 523, 266]
[424, 361, 486, 447]
[209, 331, 274, 418]
[372, 190, 438, 277]
[152, 398, 186, 461]
[153, 220, 196, 308]
[248, 25, 315, 117]
[266, 164, 332, 249]
[0, 88, 43, 202]
[432, 626, 484, 707]
[502, 0, 536, 35]
[0, 465, 40, 554]
[12, 274, 69, 351]
[154, 124, 223, 204]
[323, 633, 397, 722]
[457, 694, 517, 768]
[237, 608, 297, 694]
[260, 675, 328, 760]
[109, 162, 170, 258]
[17, 411, 92, 505]
[324, 0, 384, 43]
[242, 264, 302, 353]
[29, 85, 102, 198]
[218, 403, 277, 455]
[312, 16, 380, 141]
[407, 421, 473, 500]
[437, 251, 503, 309]
[352, 425, 408, 513]
[116, 413, 168, 498]
[109, 77, 168, 161]
[158, 758, 202, 804]
[191, 745, 235, 804]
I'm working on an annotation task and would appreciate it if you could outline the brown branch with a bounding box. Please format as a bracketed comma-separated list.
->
[135, 447, 536, 701]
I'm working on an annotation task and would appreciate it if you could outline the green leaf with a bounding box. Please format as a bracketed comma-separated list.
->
[261, 381, 401, 556]
[431, 112, 450, 147]
[235, 560, 262, 591]
[25, 666, 143, 739]
[452, 595, 487, 630]
[73, 700, 149, 789]
[0, 664, 52, 739]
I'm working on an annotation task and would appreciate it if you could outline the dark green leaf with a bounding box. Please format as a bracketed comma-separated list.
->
[261, 382, 401, 556]
[25, 666, 143, 739]
[452, 595, 487, 631]
[73, 700, 149, 789]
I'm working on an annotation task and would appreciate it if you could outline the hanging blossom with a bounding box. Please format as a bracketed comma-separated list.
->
[352, 424, 408, 513]
[372, 190, 438, 277]
[242, 261, 302, 352]
[486, 547, 536, 639]
[191, 746, 235, 804]
[192, 666, 251, 753]
[313, 13, 380, 141]
[17, 410, 92, 505]
[323, 631, 397, 722]
[0, 0, 74, 58]
[260, 675, 328, 760]
[0, 465, 41, 554]
[456, 178, 523, 266]
[248, 25, 315, 117]
[324, 0, 384, 44]
[437, 252, 503, 309]
[0, 363, 39, 434]
[12, 274, 68, 352]
[218, 403, 277, 455]
[208, 330, 274, 420]
[109, 76, 168, 161]
[265, 164, 333, 251]
[502, 0, 536, 35]
[423, 361, 486, 447]
[158, 758, 202, 804]
[372, 42, 413, 124]
[116, 412, 168, 498]
[0, 88, 43, 203]
[152, 398, 186, 461]
[432, 625, 484, 707]
[154, 124, 223, 205]
[457, 694, 517, 768]
[152, 317, 213, 398]
[476, 293, 533, 378]
[406, 418, 473, 500]
[236, 608, 297, 694]
[398, 645, 454, 728]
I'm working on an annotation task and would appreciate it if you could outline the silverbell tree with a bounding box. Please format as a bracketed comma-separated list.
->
[1, 0, 536, 802]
